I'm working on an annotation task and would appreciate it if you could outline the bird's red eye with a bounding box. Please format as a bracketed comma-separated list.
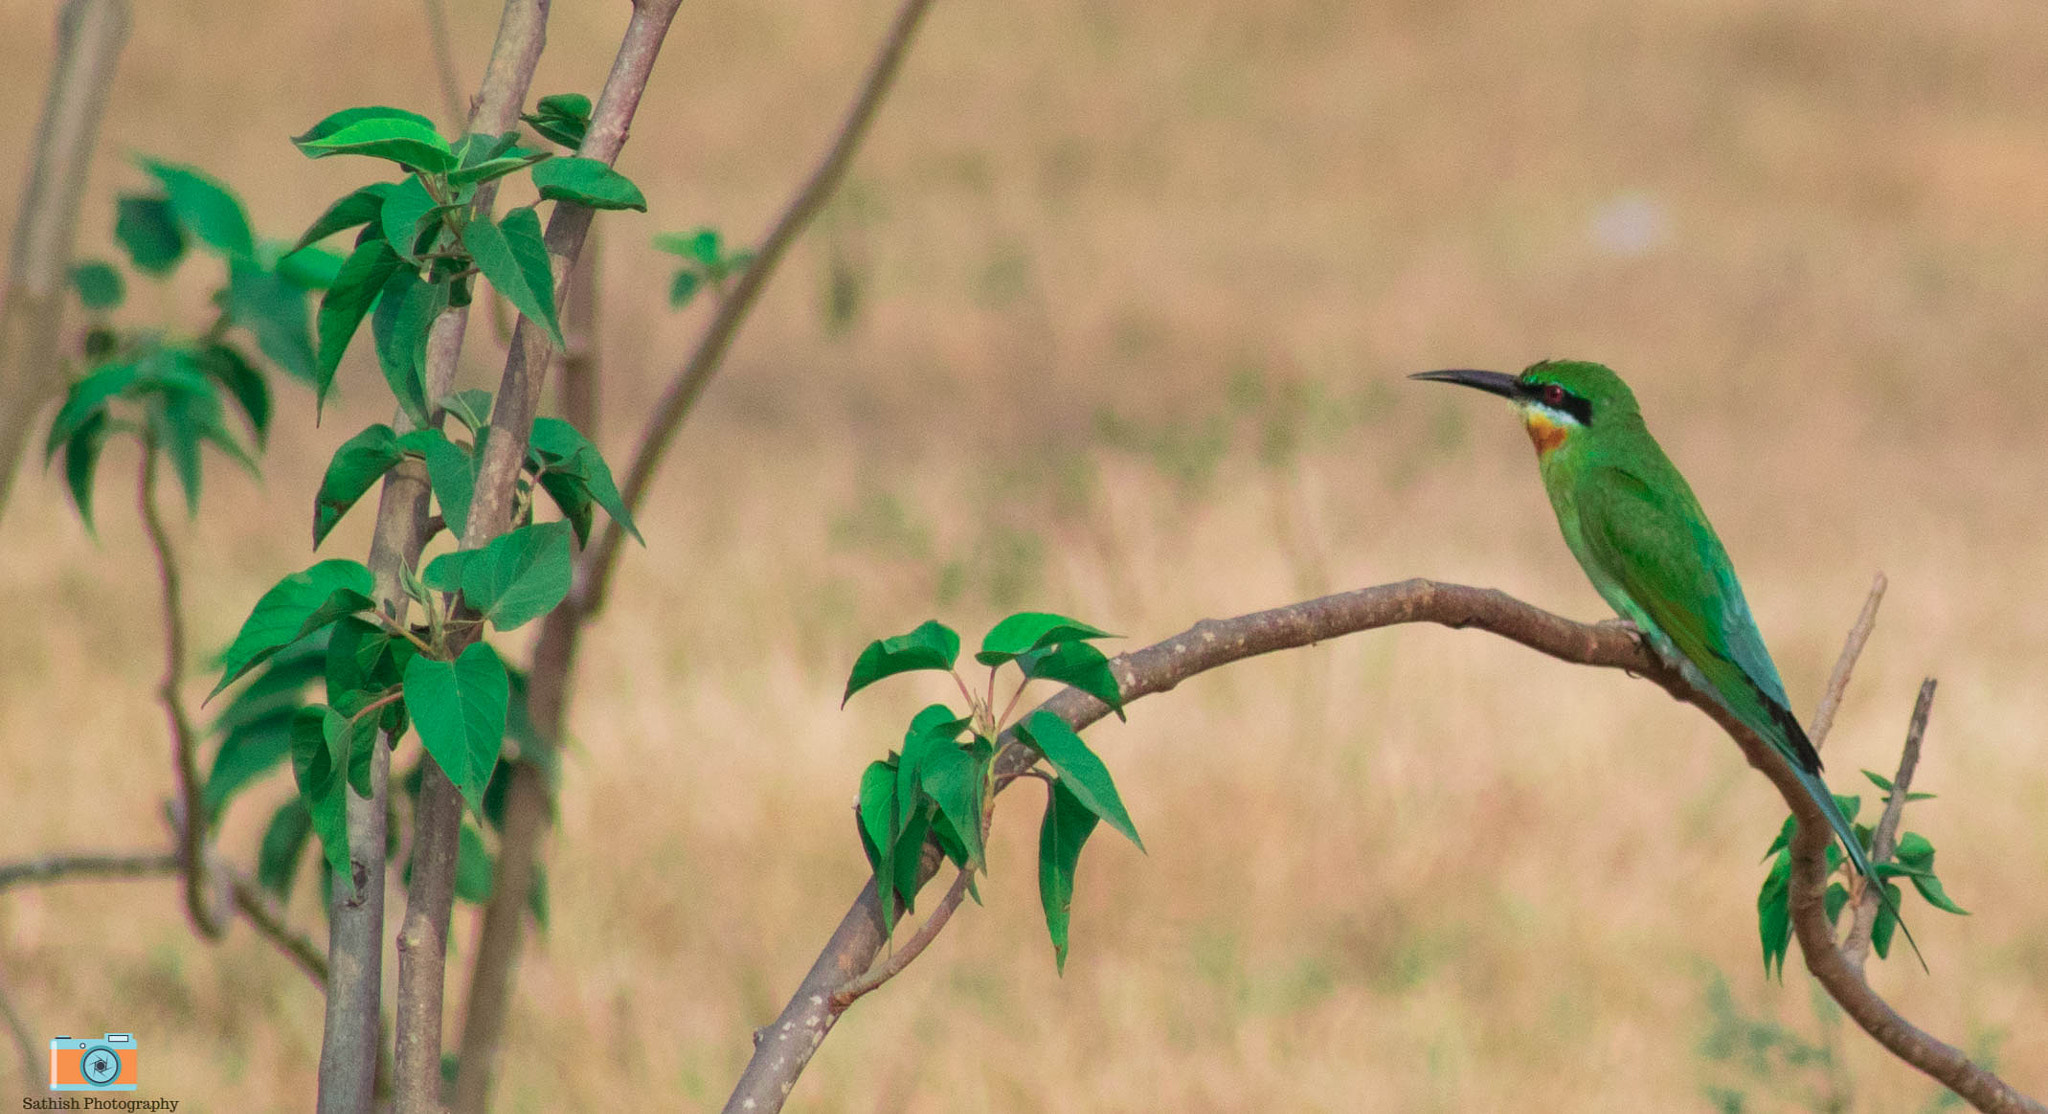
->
[1541, 384, 1566, 408]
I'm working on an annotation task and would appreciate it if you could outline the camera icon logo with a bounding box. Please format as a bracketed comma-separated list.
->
[49, 1033, 138, 1091]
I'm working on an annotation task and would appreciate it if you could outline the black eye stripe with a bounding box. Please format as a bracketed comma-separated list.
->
[1520, 381, 1594, 426]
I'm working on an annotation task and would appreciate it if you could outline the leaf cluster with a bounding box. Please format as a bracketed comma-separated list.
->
[653, 227, 754, 309]
[48, 158, 329, 528]
[289, 98, 642, 423]
[843, 611, 1136, 971]
[1755, 774, 1968, 979]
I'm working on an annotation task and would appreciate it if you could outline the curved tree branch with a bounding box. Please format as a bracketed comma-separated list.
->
[724, 579, 2042, 1114]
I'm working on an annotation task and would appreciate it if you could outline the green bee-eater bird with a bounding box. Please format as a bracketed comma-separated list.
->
[1413, 359, 1914, 956]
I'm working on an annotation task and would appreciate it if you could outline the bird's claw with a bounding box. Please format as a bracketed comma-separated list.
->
[1598, 617, 1642, 639]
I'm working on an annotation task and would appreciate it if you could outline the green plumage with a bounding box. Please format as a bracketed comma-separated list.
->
[1414, 359, 1898, 925]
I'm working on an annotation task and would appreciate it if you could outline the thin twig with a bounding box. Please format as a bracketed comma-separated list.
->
[422, 0, 467, 129]
[723, 579, 2042, 1114]
[1843, 679, 1938, 972]
[1810, 572, 1886, 751]
[829, 865, 976, 1010]
[137, 444, 226, 939]
[579, 0, 940, 620]
[0, 849, 177, 892]
[229, 868, 329, 986]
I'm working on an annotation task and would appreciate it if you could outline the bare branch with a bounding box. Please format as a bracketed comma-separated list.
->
[1809, 572, 1886, 751]
[0, 850, 177, 892]
[138, 444, 226, 940]
[0, 0, 129, 522]
[829, 865, 975, 1011]
[724, 579, 2042, 1114]
[1843, 678, 1938, 973]
[224, 868, 329, 986]
[579, 0, 939, 619]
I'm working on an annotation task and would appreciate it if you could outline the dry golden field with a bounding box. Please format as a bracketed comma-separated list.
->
[4, 0, 2047, 1109]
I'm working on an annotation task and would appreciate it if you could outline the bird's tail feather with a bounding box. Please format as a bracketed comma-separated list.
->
[1790, 758, 1927, 972]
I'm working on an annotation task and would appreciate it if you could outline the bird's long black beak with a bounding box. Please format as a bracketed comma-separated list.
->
[1409, 369, 1523, 399]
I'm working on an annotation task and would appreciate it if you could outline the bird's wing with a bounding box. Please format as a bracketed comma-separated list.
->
[1576, 464, 1821, 773]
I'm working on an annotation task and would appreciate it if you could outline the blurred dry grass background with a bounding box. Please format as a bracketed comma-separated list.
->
[3, 0, 2047, 1109]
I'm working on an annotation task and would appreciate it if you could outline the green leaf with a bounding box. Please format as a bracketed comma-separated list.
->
[528, 417, 641, 542]
[447, 133, 549, 187]
[379, 176, 446, 263]
[440, 389, 493, 434]
[314, 424, 403, 547]
[889, 801, 931, 913]
[1861, 768, 1936, 802]
[1017, 710, 1142, 850]
[69, 260, 123, 310]
[465, 207, 564, 347]
[292, 182, 396, 253]
[455, 821, 495, 902]
[667, 269, 701, 308]
[57, 409, 111, 532]
[521, 93, 591, 149]
[1893, 830, 1935, 868]
[1908, 870, 1969, 916]
[1019, 641, 1126, 720]
[227, 261, 318, 383]
[115, 195, 186, 275]
[536, 470, 593, 545]
[256, 796, 313, 900]
[370, 267, 442, 425]
[653, 228, 722, 266]
[977, 612, 1115, 666]
[1871, 880, 1904, 959]
[896, 703, 972, 831]
[534, 93, 592, 120]
[446, 520, 573, 631]
[841, 619, 962, 705]
[206, 710, 298, 818]
[399, 428, 474, 538]
[1825, 880, 1850, 924]
[1757, 849, 1793, 979]
[920, 741, 985, 870]
[294, 115, 456, 174]
[531, 157, 646, 211]
[212, 560, 376, 698]
[1038, 777, 1099, 973]
[856, 758, 900, 933]
[293, 105, 440, 146]
[216, 633, 329, 735]
[1761, 814, 1798, 860]
[46, 359, 139, 457]
[316, 237, 404, 400]
[199, 342, 270, 446]
[290, 705, 353, 885]
[404, 642, 510, 812]
[528, 864, 549, 929]
[275, 245, 348, 290]
[140, 158, 254, 259]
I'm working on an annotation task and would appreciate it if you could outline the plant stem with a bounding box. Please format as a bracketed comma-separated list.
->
[138, 440, 223, 939]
